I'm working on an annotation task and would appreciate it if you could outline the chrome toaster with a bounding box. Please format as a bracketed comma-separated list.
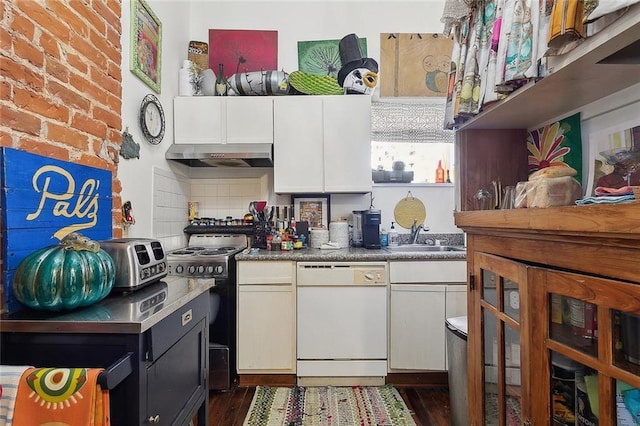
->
[99, 238, 168, 289]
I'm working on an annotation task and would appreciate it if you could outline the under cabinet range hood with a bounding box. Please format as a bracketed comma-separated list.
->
[165, 143, 273, 167]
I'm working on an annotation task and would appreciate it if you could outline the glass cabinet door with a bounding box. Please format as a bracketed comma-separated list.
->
[544, 269, 640, 425]
[473, 252, 529, 425]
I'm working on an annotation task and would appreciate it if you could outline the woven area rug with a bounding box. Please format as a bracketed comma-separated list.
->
[243, 385, 417, 426]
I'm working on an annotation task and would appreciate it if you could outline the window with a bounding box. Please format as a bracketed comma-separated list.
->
[371, 99, 455, 183]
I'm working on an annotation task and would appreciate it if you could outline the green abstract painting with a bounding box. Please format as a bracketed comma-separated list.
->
[298, 38, 367, 77]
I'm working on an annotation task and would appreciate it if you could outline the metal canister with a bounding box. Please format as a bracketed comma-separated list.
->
[228, 70, 289, 96]
[567, 299, 597, 339]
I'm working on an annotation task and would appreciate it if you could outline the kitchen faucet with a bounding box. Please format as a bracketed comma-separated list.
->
[408, 219, 428, 244]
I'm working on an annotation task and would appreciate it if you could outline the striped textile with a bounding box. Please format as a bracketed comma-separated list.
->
[243, 385, 417, 426]
[0, 365, 32, 426]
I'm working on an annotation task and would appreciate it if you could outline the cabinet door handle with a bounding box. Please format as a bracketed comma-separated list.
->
[147, 415, 160, 424]
[182, 309, 193, 326]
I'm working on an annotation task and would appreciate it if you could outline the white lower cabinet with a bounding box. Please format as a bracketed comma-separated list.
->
[388, 261, 467, 371]
[236, 259, 467, 375]
[237, 261, 296, 373]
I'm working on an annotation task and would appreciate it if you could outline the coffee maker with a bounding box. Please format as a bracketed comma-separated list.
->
[363, 209, 381, 249]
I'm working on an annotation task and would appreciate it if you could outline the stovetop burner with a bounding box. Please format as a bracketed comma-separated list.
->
[166, 234, 248, 279]
[199, 247, 236, 255]
[170, 249, 201, 256]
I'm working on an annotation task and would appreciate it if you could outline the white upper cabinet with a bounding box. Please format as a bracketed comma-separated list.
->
[273, 95, 372, 194]
[273, 96, 324, 192]
[174, 97, 224, 144]
[226, 97, 274, 144]
[322, 96, 372, 193]
[173, 96, 274, 145]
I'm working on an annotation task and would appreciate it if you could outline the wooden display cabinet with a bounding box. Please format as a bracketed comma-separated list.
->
[456, 204, 640, 424]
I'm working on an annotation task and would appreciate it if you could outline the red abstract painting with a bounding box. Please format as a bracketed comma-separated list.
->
[208, 29, 278, 78]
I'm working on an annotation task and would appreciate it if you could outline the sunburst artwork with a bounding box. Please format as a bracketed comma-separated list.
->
[527, 112, 583, 184]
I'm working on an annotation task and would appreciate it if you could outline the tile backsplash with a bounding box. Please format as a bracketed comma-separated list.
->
[191, 178, 263, 219]
[152, 167, 264, 251]
[153, 167, 190, 251]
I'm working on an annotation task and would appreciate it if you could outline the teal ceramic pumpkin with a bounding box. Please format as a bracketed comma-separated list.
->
[13, 233, 115, 311]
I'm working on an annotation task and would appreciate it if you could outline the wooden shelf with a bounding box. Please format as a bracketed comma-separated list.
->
[452, 4, 640, 130]
[454, 203, 640, 238]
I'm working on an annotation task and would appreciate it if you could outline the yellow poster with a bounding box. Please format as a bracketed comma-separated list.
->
[380, 33, 453, 97]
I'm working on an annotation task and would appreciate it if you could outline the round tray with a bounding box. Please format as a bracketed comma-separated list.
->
[394, 194, 426, 229]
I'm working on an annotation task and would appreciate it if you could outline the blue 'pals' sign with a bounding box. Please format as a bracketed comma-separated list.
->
[1, 148, 113, 313]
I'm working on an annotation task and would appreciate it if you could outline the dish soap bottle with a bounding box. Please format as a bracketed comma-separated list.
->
[435, 159, 445, 183]
[380, 228, 388, 247]
[215, 63, 228, 96]
[388, 222, 398, 246]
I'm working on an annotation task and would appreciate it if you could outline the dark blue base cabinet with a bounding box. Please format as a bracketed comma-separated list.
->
[1, 288, 209, 426]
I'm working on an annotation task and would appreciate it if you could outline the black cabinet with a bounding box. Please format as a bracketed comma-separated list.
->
[1, 280, 209, 426]
[146, 302, 208, 425]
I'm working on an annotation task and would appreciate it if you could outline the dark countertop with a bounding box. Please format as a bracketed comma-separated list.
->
[235, 246, 467, 262]
[0, 276, 214, 334]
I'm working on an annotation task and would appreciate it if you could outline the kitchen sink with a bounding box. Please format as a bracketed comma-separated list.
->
[386, 245, 466, 252]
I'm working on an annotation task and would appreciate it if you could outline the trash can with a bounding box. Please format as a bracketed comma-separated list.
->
[446, 315, 468, 426]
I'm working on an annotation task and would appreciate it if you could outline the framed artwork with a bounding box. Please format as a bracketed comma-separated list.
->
[527, 113, 583, 184]
[208, 29, 278, 77]
[291, 194, 331, 229]
[380, 33, 452, 97]
[586, 119, 640, 195]
[130, 0, 162, 93]
[297, 38, 367, 77]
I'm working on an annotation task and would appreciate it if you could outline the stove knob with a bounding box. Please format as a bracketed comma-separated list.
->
[206, 265, 215, 274]
[175, 265, 184, 274]
[188, 265, 196, 275]
[215, 265, 224, 274]
[197, 265, 205, 274]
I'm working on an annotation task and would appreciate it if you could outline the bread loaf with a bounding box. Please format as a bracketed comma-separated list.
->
[529, 165, 577, 180]
[527, 176, 582, 208]
[514, 181, 529, 208]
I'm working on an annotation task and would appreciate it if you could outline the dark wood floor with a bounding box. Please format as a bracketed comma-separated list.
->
[207, 383, 451, 425]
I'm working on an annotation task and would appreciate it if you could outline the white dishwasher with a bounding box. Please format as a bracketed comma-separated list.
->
[296, 261, 388, 385]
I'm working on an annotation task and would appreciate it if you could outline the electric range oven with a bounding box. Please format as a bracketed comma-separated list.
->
[166, 232, 248, 391]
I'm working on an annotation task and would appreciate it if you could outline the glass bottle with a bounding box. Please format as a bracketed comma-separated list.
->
[436, 159, 445, 183]
[215, 63, 228, 96]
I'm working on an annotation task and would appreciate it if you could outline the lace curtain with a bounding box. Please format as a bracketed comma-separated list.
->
[371, 100, 455, 144]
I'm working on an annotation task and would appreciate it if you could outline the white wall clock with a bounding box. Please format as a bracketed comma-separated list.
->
[139, 94, 165, 145]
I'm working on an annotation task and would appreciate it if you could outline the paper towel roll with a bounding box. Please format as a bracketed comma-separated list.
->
[310, 229, 329, 249]
[179, 60, 194, 96]
[329, 221, 350, 248]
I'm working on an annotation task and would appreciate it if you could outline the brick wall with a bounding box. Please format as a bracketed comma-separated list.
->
[0, 0, 124, 236]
